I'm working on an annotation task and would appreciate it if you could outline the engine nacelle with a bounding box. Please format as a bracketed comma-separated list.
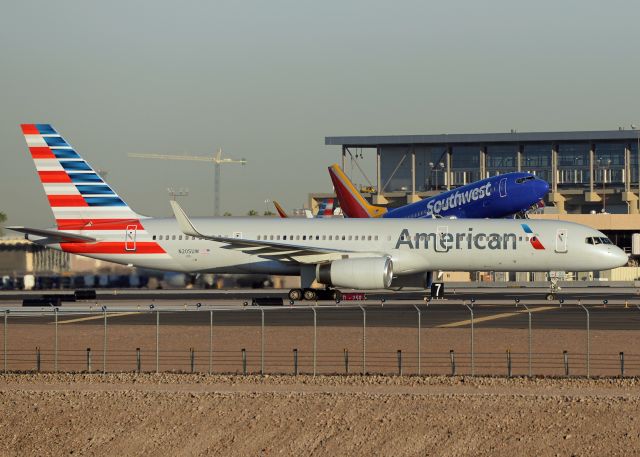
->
[316, 257, 393, 290]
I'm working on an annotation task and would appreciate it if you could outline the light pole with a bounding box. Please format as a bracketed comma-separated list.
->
[429, 161, 445, 190]
[597, 157, 611, 213]
[632, 125, 640, 214]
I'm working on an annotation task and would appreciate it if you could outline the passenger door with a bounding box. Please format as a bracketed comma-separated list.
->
[435, 225, 449, 252]
[499, 178, 507, 197]
[555, 228, 568, 253]
[125, 225, 137, 251]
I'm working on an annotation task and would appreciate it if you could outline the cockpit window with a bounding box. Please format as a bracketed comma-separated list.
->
[515, 176, 536, 184]
[586, 236, 613, 245]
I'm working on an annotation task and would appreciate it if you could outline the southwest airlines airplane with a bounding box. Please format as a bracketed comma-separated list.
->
[10, 124, 627, 301]
[328, 164, 549, 219]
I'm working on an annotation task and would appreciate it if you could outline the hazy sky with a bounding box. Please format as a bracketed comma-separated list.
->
[2, 0, 639, 227]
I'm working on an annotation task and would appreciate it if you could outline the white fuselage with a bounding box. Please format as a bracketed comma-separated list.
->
[39, 217, 628, 276]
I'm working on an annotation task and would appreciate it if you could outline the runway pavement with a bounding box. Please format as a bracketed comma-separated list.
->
[3, 300, 640, 330]
[1, 286, 640, 330]
[1, 284, 639, 303]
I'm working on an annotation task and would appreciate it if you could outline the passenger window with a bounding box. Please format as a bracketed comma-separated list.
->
[322, 235, 326, 240]
[329, 235, 333, 240]
[257, 235, 261, 240]
[153, 235, 157, 240]
[374, 236, 379, 241]
[315, 235, 319, 240]
[277, 235, 281, 240]
[283, 235, 287, 240]
[172, 235, 176, 240]
[348, 235, 352, 240]
[303, 235, 307, 240]
[368, 235, 372, 241]
[342, 235, 345, 240]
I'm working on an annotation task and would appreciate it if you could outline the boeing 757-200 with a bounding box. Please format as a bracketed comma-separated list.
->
[9, 125, 627, 301]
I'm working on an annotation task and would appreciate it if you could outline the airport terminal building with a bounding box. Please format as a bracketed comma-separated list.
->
[313, 129, 640, 265]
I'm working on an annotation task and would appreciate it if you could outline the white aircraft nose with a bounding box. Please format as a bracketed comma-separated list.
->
[606, 246, 629, 269]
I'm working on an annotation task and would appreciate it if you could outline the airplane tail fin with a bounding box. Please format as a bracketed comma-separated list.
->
[328, 164, 386, 218]
[20, 124, 144, 231]
[273, 201, 288, 218]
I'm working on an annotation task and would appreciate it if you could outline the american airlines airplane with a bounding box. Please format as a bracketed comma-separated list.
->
[10, 124, 627, 301]
[328, 164, 548, 219]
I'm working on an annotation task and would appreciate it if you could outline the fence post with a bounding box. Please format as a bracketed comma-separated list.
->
[54, 307, 58, 372]
[359, 306, 366, 374]
[260, 307, 265, 375]
[344, 348, 349, 374]
[563, 350, 569, 376]
[517, 301, 532, 377]
[3, 310, 7, 373]
[190, 347, 195, 373]
[397, 350, 402, 376]
[506, 349, 512, 377]
[242, 348, 247, 375]
[156, 310, 160, 374]
[450, 349, 456, 376]
[36, 346, 41, 372]
[413, 305, 421, 376]
[578, 300, 590, 378]
[293, 348, 298, 376]
[620, 352, 624, 378]
[463, 302, 474, 376]
[136, 348, 141, 373]
[312, 307, 317, 377]
[86, 348, 92, 373]
[103, 308, 107, 374]
[209, 310, 213, 375]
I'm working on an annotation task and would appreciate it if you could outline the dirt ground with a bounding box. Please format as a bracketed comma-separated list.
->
[1, 373, 640, 456]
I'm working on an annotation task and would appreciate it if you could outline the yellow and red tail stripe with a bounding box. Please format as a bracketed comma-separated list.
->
[328, 164, 386, 218]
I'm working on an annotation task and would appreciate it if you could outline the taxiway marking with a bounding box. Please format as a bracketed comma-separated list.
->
[437, 306, 555, 328]
[55, 312, 139, 324]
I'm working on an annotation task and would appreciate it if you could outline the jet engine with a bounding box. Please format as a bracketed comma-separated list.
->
[316, 257, 393, 289]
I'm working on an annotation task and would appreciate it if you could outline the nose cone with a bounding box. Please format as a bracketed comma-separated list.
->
[600, 246, 629, 270]
[535, 179, 550, 199]
[610, 246, 629, 268]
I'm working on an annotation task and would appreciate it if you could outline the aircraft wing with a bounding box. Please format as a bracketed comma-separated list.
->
[7, 226, 98, 243]
[170, 201, 362, 264]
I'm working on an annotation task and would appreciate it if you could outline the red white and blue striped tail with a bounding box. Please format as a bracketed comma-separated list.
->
[21, 124, 145, 231]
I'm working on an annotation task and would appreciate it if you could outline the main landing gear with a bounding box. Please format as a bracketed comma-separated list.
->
[288, 288, 343, 302]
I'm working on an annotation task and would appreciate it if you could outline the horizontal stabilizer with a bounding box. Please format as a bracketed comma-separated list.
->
[7, 226, 97, 243]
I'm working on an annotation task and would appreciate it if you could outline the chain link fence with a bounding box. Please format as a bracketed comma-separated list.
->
[2, 301, 640, 377]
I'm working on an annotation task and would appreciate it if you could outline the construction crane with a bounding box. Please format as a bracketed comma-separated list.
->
[129, 149, 246, 216]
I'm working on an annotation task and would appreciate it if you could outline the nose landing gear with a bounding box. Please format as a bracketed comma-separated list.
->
[546, 276, 560, 301]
